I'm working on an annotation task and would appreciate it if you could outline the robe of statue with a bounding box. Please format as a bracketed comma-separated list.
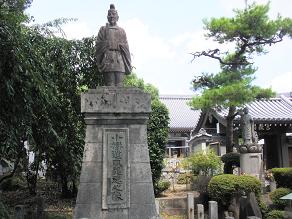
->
[241, 112, 254, 145]
[96, 24, 131, 74]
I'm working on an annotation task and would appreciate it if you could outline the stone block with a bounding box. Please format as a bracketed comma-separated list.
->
[102, 208, 129, 219]
[130, 162, 152, 183]
[240, 153, 262, 178]
[85, 125, 103, 143]
[79, 161, 102, 183]
[129, 124, 148, 144]
[130, 182, 156, 205]
[129, 204, 158, 219]
[76, 183, 101, 205]
[74, 204, 102, 219]
[82, 143, 102, 162]
[81, 88, 151, 113]
[130, 144, 150, 163]
[75, 87, 156, 219]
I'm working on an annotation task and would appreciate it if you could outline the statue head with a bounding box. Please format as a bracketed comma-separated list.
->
[107, 4, 119, 26]
[243, 107, 249, 114]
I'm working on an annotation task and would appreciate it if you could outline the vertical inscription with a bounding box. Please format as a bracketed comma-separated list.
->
[103, 129, 129, 209]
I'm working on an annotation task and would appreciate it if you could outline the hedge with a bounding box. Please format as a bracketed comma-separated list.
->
[208, 174, 261, 207]
[221, 152, 240, 167]
[269, 187, 292, 210]
[271, 168, 292, 189]
[154, 180, 170, 196]
[265, 210, 285, 219]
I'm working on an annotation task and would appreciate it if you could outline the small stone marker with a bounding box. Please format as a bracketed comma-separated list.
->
[187, 193, 194, 219]
[197, 204, 204, 219]
[209, 201, 218, 219]
[15, 205, 25, 219]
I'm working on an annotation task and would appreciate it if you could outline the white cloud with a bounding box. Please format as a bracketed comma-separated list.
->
[121, 18, 176, 67]
[62, 21, 93, 39]
[269, 72, 292, 93]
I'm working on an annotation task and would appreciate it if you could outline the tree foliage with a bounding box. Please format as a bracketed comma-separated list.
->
[190, 3, 292, 166]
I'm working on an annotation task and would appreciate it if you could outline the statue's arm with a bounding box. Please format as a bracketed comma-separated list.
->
[95, 26, 108, 72]
[119, 28, 132, 74]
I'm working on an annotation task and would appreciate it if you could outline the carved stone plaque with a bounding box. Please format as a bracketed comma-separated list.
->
[102, 129, 129, 209]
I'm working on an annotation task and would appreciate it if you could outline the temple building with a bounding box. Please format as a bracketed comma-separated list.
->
[160, 94, 292, 168]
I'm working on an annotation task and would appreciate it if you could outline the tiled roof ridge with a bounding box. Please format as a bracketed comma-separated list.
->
[160, 94, 193, 100]
[280, 95, 292, 108]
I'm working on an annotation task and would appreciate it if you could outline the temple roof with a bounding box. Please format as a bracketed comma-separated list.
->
[214, 96, 292, 124]
[160, 95, 292, 133]
[159, 95, 201, 132]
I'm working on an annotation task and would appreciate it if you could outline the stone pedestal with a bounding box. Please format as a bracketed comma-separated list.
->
[74, 87, 159, 219]
[240, 153, 262, 178]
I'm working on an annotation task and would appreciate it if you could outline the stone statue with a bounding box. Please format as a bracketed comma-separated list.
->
[239, 107, 261, 153]
[96, 4, 132, 86]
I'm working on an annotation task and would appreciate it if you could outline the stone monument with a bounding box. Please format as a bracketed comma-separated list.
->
[239, 107, 262, 178]
[74, 4, 159, 219]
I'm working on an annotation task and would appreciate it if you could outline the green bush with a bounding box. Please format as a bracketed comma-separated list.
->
[208, 174, 261, 207]
[177, 173, 193, 184]
[154, 180, 170, 196]
[182, 149, 223, 176]
[266, 210, 285, 219]
[221, 152, 240, 167]
[0, 176, 26, 191]
[269, 187, 292, 210]
[0, 201, 10, 219]
[271, 168, 292, 189]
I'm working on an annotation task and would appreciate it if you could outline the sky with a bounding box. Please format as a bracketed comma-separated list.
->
[26, 0, 292, 95]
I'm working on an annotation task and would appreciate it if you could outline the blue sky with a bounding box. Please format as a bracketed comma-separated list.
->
[26, 0, 292, 95]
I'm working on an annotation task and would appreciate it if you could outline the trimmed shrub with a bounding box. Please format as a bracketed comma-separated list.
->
[177, 173, 193, 184]
[266, 210, 285, 219]
[182, 149, 223, 176]
[208, 174, 261, 208]
[271, 168, 292, 189]
[221, 152, 240, 167]
[154, 180, 170, 196]
[269, 187, 292, 210]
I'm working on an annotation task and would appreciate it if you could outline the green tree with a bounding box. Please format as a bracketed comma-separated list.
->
[0, 0, 93, 195]
[190, 3, 292, 172]
[0, 0, 57, 189]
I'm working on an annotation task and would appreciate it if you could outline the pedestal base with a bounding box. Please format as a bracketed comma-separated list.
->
[240, 153, 262, 178]
[74, 88, 159, 219]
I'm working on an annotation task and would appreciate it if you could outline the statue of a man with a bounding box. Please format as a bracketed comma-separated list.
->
[95, 4, 132, 86]
[240, 107, 256, 145]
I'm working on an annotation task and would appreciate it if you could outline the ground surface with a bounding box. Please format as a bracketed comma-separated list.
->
[160, 183, 199, 198]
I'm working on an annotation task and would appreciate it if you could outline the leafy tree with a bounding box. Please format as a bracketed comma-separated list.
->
[0, 0, 57, 189]
[125, 74, 169, 191]
[0, 0, 94, 195]
[190, 3, 292, 172]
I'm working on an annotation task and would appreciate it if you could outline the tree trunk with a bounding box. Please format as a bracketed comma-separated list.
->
[61, 175, 70, 198]
[224, 106, 236, 174]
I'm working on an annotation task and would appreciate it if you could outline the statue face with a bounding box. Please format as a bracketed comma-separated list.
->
[107, 10, 118, 25]
[244, 107, 249, 114]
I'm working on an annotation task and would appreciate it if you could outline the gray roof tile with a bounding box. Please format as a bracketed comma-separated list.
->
[216, 96, 292, 123]
[160, 95, 201, 131]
